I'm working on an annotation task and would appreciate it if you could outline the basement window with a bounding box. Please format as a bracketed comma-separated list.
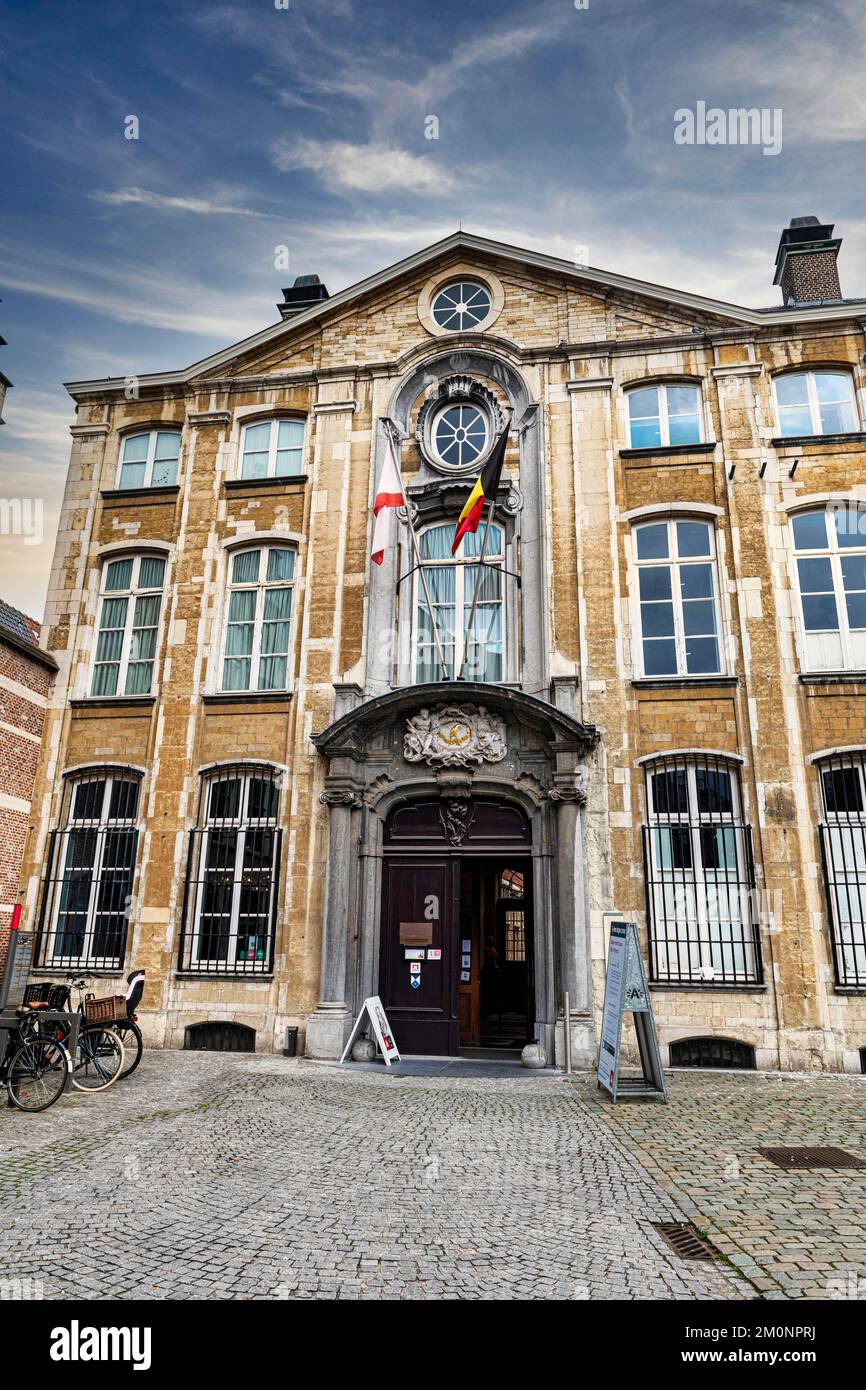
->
[184, 1021, 256, 1052]
[669, 1036, 756, 1070]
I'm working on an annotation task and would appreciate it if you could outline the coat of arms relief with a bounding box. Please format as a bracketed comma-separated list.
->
[403, 705, 507, 768]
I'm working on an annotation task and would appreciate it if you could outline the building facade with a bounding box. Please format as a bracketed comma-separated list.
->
[20, 220, 866, 1072]
[0, 602, 55, 977]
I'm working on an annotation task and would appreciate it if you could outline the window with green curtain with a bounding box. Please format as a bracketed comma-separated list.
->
[91, 554, 165, 698]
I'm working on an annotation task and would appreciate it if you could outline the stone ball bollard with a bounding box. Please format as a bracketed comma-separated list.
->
[351, 1037, 377, 1063]
[521, 1041, 547, 1069]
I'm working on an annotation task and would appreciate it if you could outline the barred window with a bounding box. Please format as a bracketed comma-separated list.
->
[240, 419, 305, 479]
[37, 770, 141, 970]
[634, 518, 722, 677]
[642, 754, 762, 985]
[221, 546, 295, 692]
[92, 553, 165, 697]
[791, 504, 866, 672]
[179, 765, 282, 976]
[817, 751, 866, 988]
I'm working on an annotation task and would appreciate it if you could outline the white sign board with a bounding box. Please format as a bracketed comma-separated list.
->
[339, 995, 401, 1067]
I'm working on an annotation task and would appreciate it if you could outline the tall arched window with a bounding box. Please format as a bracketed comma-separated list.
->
[414, 522, 504, 682]
[37, 768, 142, 969]
[91, 553, 166, 697]
[633, 517, 723, 677]
[816, 751, 866, 987]
[642, 753, 761, 985]
[179, 764, 282, 976]
[790, 504, 866, 671]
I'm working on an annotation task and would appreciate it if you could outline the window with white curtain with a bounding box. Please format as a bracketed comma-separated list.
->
[774, 371, 858, 438]
[240, 419, 305, 479]
[117, 430, 180, 489]
[626, 383, 703, 448]
[91, 554, 165, 697]
[634, 518, 722, 677]
[413, 522, 504, 682]
[791, 505, 866, 671]
[221, 546, 295, 692]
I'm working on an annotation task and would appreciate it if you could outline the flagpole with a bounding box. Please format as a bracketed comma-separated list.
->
[382, 419, 449, 682]
[456, 414, 512, 682]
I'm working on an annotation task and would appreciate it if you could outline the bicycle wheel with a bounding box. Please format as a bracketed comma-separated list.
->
[71, 1026, 125, 1091]
[113, 1020, 143, 1079]
[7, 1037, 69, 1112]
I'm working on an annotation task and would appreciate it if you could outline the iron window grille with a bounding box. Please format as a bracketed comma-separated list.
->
[642, 753, 763, 986]
[817, 751, 866, 988]
[178, 764, 282, 976]
[36, 770, 141, 971]
[669, 1036, 756, 1070]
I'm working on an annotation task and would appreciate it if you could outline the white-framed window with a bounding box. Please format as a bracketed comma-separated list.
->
[791, 504, 866, 671]
[817, 751, 866, 987]
[626, 383, 703, 449]
[431, 280, 492, 331]
[432, 402, 490, 469]
[643, 753, 761, 985]
[117, 430, 180, 489]
[414, 522, 504, 682]
[40, 769, 141, 970]
[634, 518, 722, 677]
[91, 554, 166, 697]
[774, 371, 858, 438]
[240, 419, 305, 479]
[221, 545, 295, 692]
[181, 765, 281, 975]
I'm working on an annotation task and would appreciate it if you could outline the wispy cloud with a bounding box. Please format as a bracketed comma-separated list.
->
[271, 137, 457, 194]
[92, 187, 266, 217]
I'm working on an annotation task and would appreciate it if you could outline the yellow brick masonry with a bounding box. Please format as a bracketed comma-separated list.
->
[18, 249, 866, 1069]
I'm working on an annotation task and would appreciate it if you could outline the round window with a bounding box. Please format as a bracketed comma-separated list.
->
[431, 280, 492, 331]
[433, 403, 489, 469]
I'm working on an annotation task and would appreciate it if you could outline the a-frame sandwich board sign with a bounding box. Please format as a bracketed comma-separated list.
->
[597, 920, 667, 1102]
[339, 995, 401, 1067]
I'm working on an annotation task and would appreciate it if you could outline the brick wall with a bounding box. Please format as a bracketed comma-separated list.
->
[0, 628, 51, 978]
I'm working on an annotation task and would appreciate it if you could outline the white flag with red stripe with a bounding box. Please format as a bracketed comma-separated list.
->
[370, 434, 406, 566]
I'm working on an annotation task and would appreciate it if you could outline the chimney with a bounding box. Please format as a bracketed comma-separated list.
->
[773, 216, 842, 306]
[277, 274, 330, 320]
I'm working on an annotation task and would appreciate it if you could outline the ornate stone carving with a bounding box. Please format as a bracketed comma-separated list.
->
[404, 705, 507, 769]
[438, 799, 476, 846]
[549, 768, 589, 804]
[500, 484, 524, 516]
[320, 788, 363, 809]
[415, 376, 505, 477]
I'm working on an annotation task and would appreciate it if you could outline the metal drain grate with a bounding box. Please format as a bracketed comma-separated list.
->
[757, 1146, 866, 1171]
[652, 1222, 716, 1261]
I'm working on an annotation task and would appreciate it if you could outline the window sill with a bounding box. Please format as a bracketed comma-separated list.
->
[175, 972, 274, 982]
[833, 986, 866, 996]
[29, 967, 126, 979]
[101, 485, 180, 502]
[799, 671, 866, 686]
[202, 691, 293, 706]
[619, 443, 716, 459]
[223, 474, 308, 491]
[650, 981, 766, 993]
[632, 675, 738, 690]
[69, 696, 157, 709]
[770, 432, 866, 449]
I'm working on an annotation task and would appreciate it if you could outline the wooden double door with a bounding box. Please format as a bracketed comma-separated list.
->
[378, 799, 534, 1056]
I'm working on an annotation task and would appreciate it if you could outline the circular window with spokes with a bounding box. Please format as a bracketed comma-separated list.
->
[433, 402, 489, 469]
[431, 280, 492, 332]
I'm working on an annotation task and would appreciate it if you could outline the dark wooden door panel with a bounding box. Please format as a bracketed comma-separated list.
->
[379, 858, 458, 1055]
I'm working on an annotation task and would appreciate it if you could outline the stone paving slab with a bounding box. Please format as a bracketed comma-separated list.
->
[0, 1051, 746, 1301]
[574, 1070, 866, 1301]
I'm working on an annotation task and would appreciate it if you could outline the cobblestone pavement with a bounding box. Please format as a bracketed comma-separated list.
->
[576, 1071, 866, 1301]
[0, 1052, 746, 1301]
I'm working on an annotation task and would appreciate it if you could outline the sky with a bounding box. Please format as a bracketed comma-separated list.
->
[0, 0, 865, 619]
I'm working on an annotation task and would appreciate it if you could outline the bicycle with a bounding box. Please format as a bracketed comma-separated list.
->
[111, 970, 146, 1080]
[1, 1006, 70, 1112]
[29, 978, 125, 1092]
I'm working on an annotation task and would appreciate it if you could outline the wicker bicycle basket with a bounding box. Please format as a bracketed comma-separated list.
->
[83, 995, 127, 1025]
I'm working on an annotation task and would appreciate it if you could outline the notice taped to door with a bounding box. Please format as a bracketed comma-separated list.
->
[340, 995, 402, 1067]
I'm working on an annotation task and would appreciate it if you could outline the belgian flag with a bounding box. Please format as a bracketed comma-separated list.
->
[451, 424, 509, 555]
